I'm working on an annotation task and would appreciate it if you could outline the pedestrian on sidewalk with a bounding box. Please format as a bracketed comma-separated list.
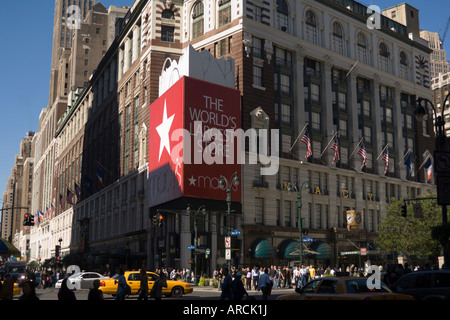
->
[257, 268, 272, 300]
[150, 272, 167, 300]
[88, 279, 104, 301]
[220, 268, 232, 300]
[58, 278, 76, 301]
[231, 272, 248, 301]
[19, 280, 40, 301]
[137, 269, 149, 301]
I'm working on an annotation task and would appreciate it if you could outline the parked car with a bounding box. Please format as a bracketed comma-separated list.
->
[55, 272, 110, 290]
[277, 277, 414, 300]
[99, 271, 193, 297]
[390, 270, 450, 300]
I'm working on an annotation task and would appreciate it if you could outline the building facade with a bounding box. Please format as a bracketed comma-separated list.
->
[17, 0, 439, 275]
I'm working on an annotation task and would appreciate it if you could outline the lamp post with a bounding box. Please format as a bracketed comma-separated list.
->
[187, 205, 206, 285]
[219, 172, 240, 271]
[414, 93, 450, 268]
[288, 180, 310, 266]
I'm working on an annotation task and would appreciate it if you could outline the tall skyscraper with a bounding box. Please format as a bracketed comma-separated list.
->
[49, 0, 96, 105]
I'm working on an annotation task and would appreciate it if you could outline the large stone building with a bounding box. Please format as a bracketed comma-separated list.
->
[0, 132, 34, 245]
[18, 0, 438, 275]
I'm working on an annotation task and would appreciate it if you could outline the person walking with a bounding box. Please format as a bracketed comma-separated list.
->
[251, 266, 260, 290]
[150, 272, 167, 300]
[58, 278, 76, 301]
[88, 279, 104, 301]
[0, 275, 15, 300]
[257, 268, 272, 300]
[220, 267, 233, 300]
[231, 272, 248, 300]
[115, 268, 128, 300]
[19, 280, 40, 301]
[137, 269, 149, 301]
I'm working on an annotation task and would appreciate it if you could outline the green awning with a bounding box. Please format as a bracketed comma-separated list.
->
[251, 238, 275, 258]
[278, 239, 300, 259]
[0, 238, 20, 257]
[309, 241, 332, 259]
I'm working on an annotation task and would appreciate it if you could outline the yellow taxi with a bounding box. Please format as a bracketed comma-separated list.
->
[99, 271, 193, 298]
[276, 277, 414, 300]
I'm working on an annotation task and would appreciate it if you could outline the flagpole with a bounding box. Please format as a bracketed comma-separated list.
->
[397, 148, 412, 165]
[376, 143, 389, 161]
[290, 122, 309, 152]
[417, 154, 431, 171]
[320, 131, 338, 158]
[348, 137, 364, 160]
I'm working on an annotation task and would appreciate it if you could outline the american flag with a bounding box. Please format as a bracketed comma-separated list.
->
[301, 127, 312, 158]
[382, 147, 389, 175]
[60, 193, 66, 209]
[357, 141, 367, 170]
[331, 135, 340, 164]
[67, 188, 75, 205]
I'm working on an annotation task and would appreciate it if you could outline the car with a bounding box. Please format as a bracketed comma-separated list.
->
[99, 271, 193, 298]
[276, 277, 414, 300]
[390, 270, 450, 300]
[55, 272, 110, 290]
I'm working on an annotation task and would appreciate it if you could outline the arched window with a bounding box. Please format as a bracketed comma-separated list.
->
[356, 32, 368, 64]
[305, 10, 317, 44]
[332, 22, 343, 54]
[192, 1, 204, 39]
[399, 51, 408, 79]
[276, 0, 289, 33]
[379, 42, 389, 71]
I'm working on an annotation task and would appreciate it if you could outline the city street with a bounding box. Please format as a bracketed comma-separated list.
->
[14, 286, 294, 301]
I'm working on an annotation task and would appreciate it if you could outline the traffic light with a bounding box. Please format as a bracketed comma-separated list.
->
[152, 215, 158, 227]
[401, 203, 407, 217]
[158, 214, 164, 227]
[23, 213, 34, 226]
[23, 213, 29, 226]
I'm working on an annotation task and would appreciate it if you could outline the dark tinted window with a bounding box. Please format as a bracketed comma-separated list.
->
[434, 273, 450, 288]
[413, 273, 428, 288]
[395, 275, 415, 291]
[317, 280, 337, 294]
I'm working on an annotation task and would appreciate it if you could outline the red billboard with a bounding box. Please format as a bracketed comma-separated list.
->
[148, 76, 241, 207]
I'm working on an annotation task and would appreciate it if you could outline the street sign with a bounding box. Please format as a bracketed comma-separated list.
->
[435, 151, 450, 174]
[187, 245, 195, 250]
[225, 248, 231, 260]
[225, 237, 231, 248]
[302, 237, 313, 243]
[437, 176, 450, 205]
[231, 230, 241, 236]
[361, 248, 367, 256]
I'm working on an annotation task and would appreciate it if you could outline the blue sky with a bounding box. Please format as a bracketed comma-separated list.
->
[0, 0, 449, 213]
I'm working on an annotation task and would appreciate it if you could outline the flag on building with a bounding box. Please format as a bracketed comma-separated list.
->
[50, 204, 56, 219]
[75, 182, 81, 200]
[357, 141, 366, 170]
[382, 147, 389, 175]
[404, 153, 412, 179]
[96, 165, 106, 188]
[301, 126, 312, 158]
[60, 193, 66, 209]
[67, 189, 74, 205]
[38, 210, 44, 223]
[424, 158, 433, 181]
[331, 135, 340, 164]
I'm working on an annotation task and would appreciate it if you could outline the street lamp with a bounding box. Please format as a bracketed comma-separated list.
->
[287, 180, 310, 266]
[186, 205, 206, 285]
[414, 93, 450, 268]
[219, 172, 240, 271]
